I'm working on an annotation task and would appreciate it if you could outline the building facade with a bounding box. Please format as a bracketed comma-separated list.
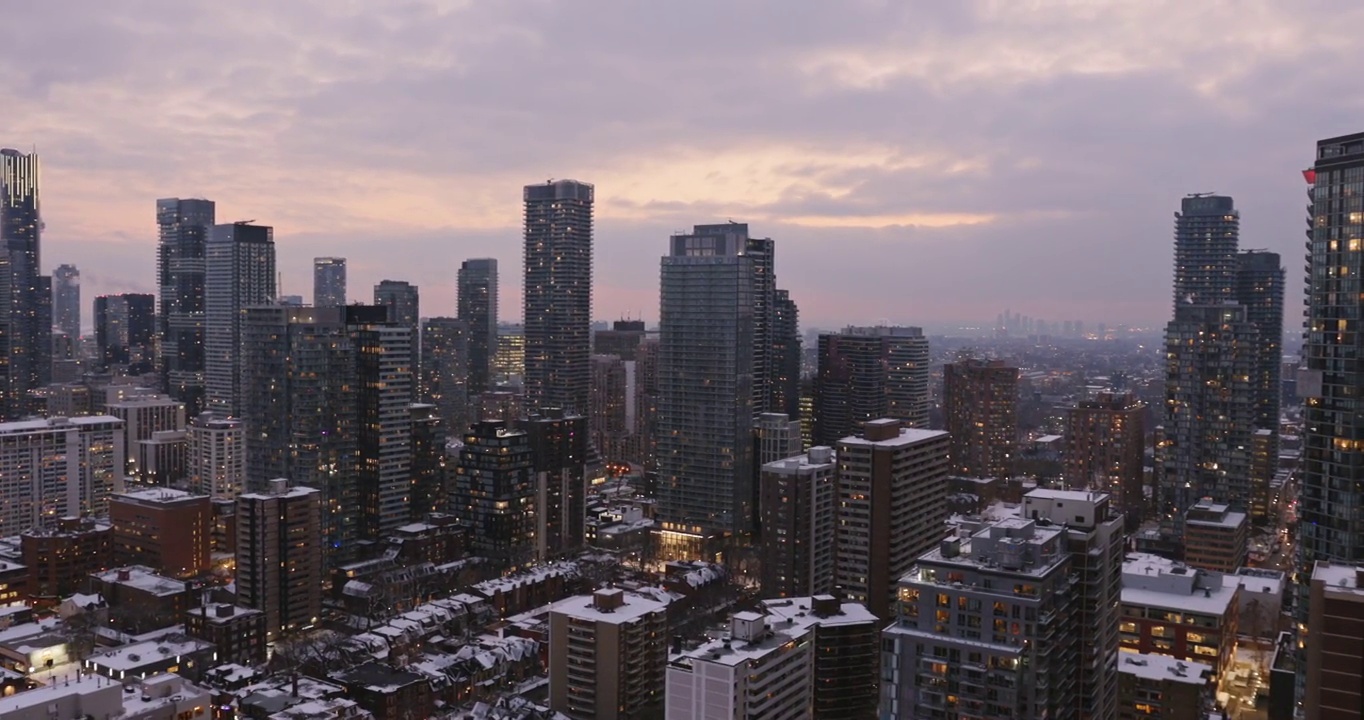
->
[549, 587, 670, 720]
[52, 263, 79, 341]
[815, 326, 930, 446]
[524, 409, 588, 559]
[187, 411, 244, 499]
[0, 416, 124, 536]
[457, 258, 498, 395]
[205, 222, 276, 417]
[236, 479, 323, 641]
[523, 180, 593, 414]
[1304, 562, 1364, 720]
[758, 446, 837, 598]
[156, 197, 216, 415]
[1, 149, 51, 421]
[452, 420, 536, 569]
[313, 256, 347, 307]
[1064, 391, 1147, 523]
[109, 488, 212, 578]
[93, 293, 155, 372]
[944, 358, 1019, 479]
[419, 317, 469, 435]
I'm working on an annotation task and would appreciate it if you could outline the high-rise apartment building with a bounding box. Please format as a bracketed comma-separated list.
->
[524, 409, 588, 558]
[1183, 498, 1249, 573]
[94, 293, 155, 372]
[523, 180, 593, 413]
[549, 587, 671, 720]
[1173, 194, 1239, 308]
[419, 317, 469, 435]
[0, 415, 125, 536]
[589, 353, 631, 464]
[814, 325, 929, 446]
[409, 403, 445, 518]
[667, 596, 879, 720]
[770, 289, 801, 418]
[593, 319, 646, 359]
[109, 487, 212, 578]
[754, 411, 802, 466]
[352, 317, 414, 542]
[494, 325, 525, 380]
[106, 394, 186, 477]
[1303, 562, 1364, 720]
[452, 420, 536, 568]
[1236, 249, 1284, 440]
[1299, 133, 1364, 703]
[52, 263, 80, 341]
[187, 411, 244, 500]
[312, 256, 346, 307]
[882, 516, 1079, 719]
[836, 419, 949, 619]
[745, 234, 776, 416]
[156, 197, 216, 415]
[944, 357, 1019, 478]
[1023, 489, 1126, 720]
[373, 279, 418, 336]
[656, 224, 755, 544]
[1064, 390, 1146, 523]
[758, 446, 837, 598]
[457, 258, 498, 395]
[236, 478, 322, 642]
[1, 149, 51, 420]
[205, 222, 276, 417]
[634, 337, 660, 471]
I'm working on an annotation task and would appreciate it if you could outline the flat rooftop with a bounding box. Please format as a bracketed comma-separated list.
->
[839, 427, 948, 448]
[1313, 561, 1364, 596]
[1118, 650, 1213, 685]
[550, 588, 670, 624]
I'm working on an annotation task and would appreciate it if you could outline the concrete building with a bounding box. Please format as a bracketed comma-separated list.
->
[109, 487, 212, 578]
[589, 353, 633, 464]
[156, 197, 216, 415]
[205, 222, 276, 417]
[185, 602, 267, 666]
[236, 479, 323, 641]
[549, 587, 670, 720]
[187, 411, 244, 499]
[814, 325, 929, 446]
[88, 564, 193, 632]
[1237, 250, 1283, 519]
[1183, 499, 1248, 573]
[106, 394, 185, 477]
[0, 415, 125, 536]
[457, 258, 498, 395]
[754, 411, 802, 466]
[1064, 390, 1147, 523]
[944, 358, 1019, 478]
[881, 516, 1079, 719]
[351, 317, 415, 543]
[1120, 553, 1240, 682]
[21, 517, 111, 604]
[523, 180, 594, 414]
[769, 289, 801, 419]
[1304, 562, 1364, 720]
[313, 256, 347, 307]
[1117, 651, 1214, 720]
[836, 419, 949, 620]
[134, 429, 187, 488]
[758, 446, 836, 598]
[1023, 488, 1126, 720]
[666, 596, 878, 720]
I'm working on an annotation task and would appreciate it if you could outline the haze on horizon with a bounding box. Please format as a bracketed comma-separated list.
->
[3, 0, 1359, 330]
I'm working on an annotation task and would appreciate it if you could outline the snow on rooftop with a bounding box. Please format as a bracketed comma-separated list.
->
[551, 588, 670, 624]
[1118, 650, 1213, 685]
[838, 426, 948, 447]
[1313, 561, 1364, 595]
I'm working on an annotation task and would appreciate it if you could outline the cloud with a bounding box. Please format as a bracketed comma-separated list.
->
[1, 0, 1358, 328]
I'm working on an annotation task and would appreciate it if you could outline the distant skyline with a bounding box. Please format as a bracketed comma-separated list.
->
[3, 1, 1359, 328]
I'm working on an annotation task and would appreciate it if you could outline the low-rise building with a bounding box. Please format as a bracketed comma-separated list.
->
[83, 635, 215, 682]
[89, 565, 192, 633]
[1120, 553, 1240, 682]
[1117, 650, 1214, 720]
[21, 517, 111, 606]
[335, 661, 432, 720]
[185, 603, 266, 666]
[1233, 567, 1285, 639]
[1182, 499, 1248, 573]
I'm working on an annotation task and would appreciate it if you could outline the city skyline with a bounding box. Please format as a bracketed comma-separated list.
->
[3, 2, 1355, 329]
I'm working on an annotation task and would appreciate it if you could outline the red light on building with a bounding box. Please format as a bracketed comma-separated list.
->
[1303, 168, 1317, 184]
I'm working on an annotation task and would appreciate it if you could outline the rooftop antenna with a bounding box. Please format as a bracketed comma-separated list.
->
[1187, 192, 1217, 198]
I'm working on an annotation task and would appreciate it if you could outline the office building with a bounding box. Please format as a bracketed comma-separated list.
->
[944, 357, 1019, 478]
[93, 293, 155, 372]
[1183, 499, 1249, 573]
[205, 221, 276, 416]
[236, 478, 323, 641]
[108, 487, 212, 578]
[52, 263, 79, 341]
[156, 197, 216, 415]
[656, 224, 755, 545]
[667, 596, 878, 720]
[524, 409, 588, 558]
[313, 256, 346, 307]
[523, 179, 593, 413]
[105, 394, 186, 477]
[0, 416, 124, 536]
[373, 279, 419, 338]
[452, 420, 536, 568]
[549, 587, 670, 720]
[1120, 553, 1240, 682]
[1, 149, 51, 420]
[1024, 489, 1126, 720]
[1064, 390, 1147, 522]
[419, 316, 469, 434]
[1160, 303, 1255, 519]
[1303, 562, 1364, 720]
[770, 290, 801, 419]
[21, 517, 112, 604]
[1117, 651, 1214, 720]
[836, 419, 949, 619]
[758, 446, 836, 598]
[186, 411, 244, 499]
[882, 515, 1080, 720]
[1299, 133, 1364, 703]
[458, 258, 498, 395]
[352, 316, 414, 542]
[814, 326, 929, 446]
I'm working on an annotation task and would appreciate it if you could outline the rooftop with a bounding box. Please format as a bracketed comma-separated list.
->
[1121, 553, 1238, 617]
[91, 565, 185, 597]
[0, 415, 122, 434]
[86, 635, 212, 672]
[839, 426, 949, 448]
[186, 603, 264, 624]
[1313, 561, 1364, 596]
[550, 587, 670, 624]
[337, 660, 425, 692]
[113, 487, 205, 505]
[0, 672, 121, 716]
[1118, 650, 1213, 685]
[1234, 568, 1286, 596]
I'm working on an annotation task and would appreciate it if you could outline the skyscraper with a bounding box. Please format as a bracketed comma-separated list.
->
[656, 224, 755, 545]
[1064, 390, 1147, 523]
[457, 258, 498, 395]
[352, 315, 414, 543]
[943, 358, 1019, 479]
[0, 415, 125, 536]
[187, 411, 244, 500]
[1, 149, 51, 420]
[1298, 134, 1364, 701]
[1173, 194, 1239, 308]
[157, 197, 216, 415]
[236, 478, 322, 642]
[94, 293, 156, 373]
[524, 409, 588, 558]
[52, 263, 80, 341]
[770, 289, 801, 418]
[205, 222, 276, 417]
[523, 180, 593, 413]
[312, 256, 346, 307]
[453, 420, 536, 569]
[758, 446, 837, 598]
[419, 317, 469, 434]
[745, 234, 775, 415]
[814, 325, 929, 446]
[1237, 249, 1284, 510]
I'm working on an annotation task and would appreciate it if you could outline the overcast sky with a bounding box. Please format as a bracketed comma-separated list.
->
[4, 0, 1359, 330]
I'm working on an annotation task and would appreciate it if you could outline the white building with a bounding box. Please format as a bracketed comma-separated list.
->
[187, 411, 245, 499]
[105, 395, 185, 477]
[548, 587, 671, 720]
[0, 416, 125, 535]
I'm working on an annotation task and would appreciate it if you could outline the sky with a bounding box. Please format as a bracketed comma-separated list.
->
[3, 0, 1361, 331]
